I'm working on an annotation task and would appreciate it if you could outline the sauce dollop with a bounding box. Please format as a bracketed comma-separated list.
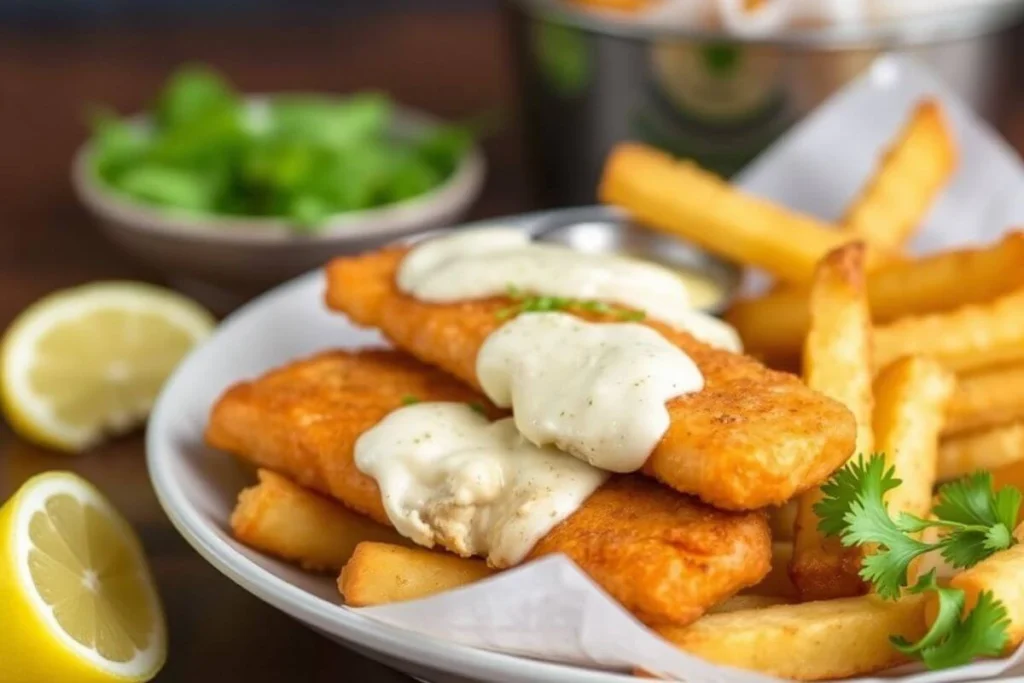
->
[477, 313, 704, 473]
[354, 402, 608, 568]
[398, 227, 741, 351]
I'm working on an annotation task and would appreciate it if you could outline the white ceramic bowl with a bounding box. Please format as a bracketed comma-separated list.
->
[73, 101, 485, 293]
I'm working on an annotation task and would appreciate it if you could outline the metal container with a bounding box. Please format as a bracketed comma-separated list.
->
[505, 0, 1024, 205]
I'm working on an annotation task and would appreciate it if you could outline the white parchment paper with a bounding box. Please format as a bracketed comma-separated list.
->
[354, 56, 1024, 682]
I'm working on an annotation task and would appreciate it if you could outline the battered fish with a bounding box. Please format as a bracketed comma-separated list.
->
[324, 248, 857, 510]
[206, 349, 772, 627]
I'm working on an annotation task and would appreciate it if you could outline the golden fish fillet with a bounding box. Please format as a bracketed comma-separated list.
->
[206, 349, 772, 626]
[324, 248, 856, 510]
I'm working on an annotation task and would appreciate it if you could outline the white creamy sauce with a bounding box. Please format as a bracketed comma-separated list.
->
[398, 227, 742, 352]
[477, 313, 704, 473]
[354, 402, 608, 568]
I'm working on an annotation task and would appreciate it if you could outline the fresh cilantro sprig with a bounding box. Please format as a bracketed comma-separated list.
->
[891, 571, 1010, 670]
[496, 285, 645, 322]
[814, 453, 1020, 670]
[816, 454, 1020, 598]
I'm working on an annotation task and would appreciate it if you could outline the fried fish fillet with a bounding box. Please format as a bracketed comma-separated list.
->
[324, 248, 856, 510]
[206, 349, 772, 626]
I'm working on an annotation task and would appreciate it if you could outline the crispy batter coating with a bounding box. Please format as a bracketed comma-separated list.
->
[324, 248, 856, 510]
[206, 349, 771, 626]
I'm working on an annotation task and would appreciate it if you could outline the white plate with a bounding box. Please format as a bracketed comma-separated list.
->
[146, 210, 654, 683]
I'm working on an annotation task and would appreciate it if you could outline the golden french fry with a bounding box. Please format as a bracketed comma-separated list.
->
[874, 357, 954, 523]
[992, 458, 1024, 499]
[599, 143, 863, 284]
[841, 100, 956, 252]
[768, 501, 796, 542]
[726, 232, 1024, 360]
[938, 422, 1024, 482]
[709, 594, 789, 614]
[745, 542, 798, 600]
[926, 542, 1024, 652]
[339, 542, 496, 607]
[792, 244, 874, 601]
[875, 290, 1024, 374]
[231, 470, 405, 572]
[945, 364, 1024, 437]
[657, 594, 927, 681]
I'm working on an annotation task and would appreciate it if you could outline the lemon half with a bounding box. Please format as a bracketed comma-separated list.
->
[1, 282, 215, 452]
[0, 471, 167, 682]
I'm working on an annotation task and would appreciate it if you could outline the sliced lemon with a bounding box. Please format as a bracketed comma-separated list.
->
[2, 282, 214, 452]
[0, 471, 167, 683]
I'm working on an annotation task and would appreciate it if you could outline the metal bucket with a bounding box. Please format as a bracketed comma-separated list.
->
[505, 0, 1024, 205]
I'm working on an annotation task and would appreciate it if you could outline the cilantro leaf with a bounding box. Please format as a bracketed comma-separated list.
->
[400, 395, 420, 406]
[815, 454, 935, 599]
[994, 487, 1023, 533]
[891, 571, 965, 655]
[919, 591, 1010, 670]
[933, 473, 1003, 527]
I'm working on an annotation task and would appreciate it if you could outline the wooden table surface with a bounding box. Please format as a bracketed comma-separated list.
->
[2, 9, 1024, 683]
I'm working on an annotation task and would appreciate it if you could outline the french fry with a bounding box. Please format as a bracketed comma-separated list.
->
[768, 501, 796, 542]
[726, 232, 1024, 360]
[926, 542, 1024, 652]
[745, 542, 798, 600]
[231, 470, 406, 572]
[339, 542, 496, 607]
[992, 458, 1024, 501]
[841, 101, 957, 252]
[657, 594, 927, 681]
[873, 357, 954, 525]
[792, 244, 874, 601]
[599, 143, 863, 284]
[709, 594, 789, 614]
[938, 422, 1024, 482]
[945, 363, 1024, 437]
[875, 290, 1024, 373]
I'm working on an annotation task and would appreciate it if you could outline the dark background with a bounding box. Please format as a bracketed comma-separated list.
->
[1, 0, 489, 23]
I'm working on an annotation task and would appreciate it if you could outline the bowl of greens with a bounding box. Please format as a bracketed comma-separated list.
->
[73, 67, 485, 290]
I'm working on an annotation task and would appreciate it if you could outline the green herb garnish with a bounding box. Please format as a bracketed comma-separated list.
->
[89, 66, 476, 230]
[400, 395, 421, 406]
[467, 401, 487, 416]
[815, 453, 1020, 669]
[496, 285, 645, 322]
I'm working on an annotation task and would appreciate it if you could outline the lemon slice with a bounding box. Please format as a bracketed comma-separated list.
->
[0, 471, 167, 682]
[2, 282, 215, 452]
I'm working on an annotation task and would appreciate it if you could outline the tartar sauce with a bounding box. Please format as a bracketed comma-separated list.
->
[354, 402, 608, 568]
[477, 313, 704, 473]
[398, 227, 742, 351]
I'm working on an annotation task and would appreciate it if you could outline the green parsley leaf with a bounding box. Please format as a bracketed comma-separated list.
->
[400, 395, 420, 406]
[467, 401, 487, 416]
[891, 571, 966, 656]
[898, 585, 1011, 670]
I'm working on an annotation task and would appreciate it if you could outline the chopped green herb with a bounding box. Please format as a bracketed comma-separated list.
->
[496, 284, 646, 323]
[400, 395, 420, 406]
[814, 453, 1020, 670]
[467, 401, 487, 416]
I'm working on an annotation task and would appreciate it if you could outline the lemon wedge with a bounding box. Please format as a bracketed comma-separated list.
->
[0, 471, 167, 682]
[1, 282, 214, 452]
